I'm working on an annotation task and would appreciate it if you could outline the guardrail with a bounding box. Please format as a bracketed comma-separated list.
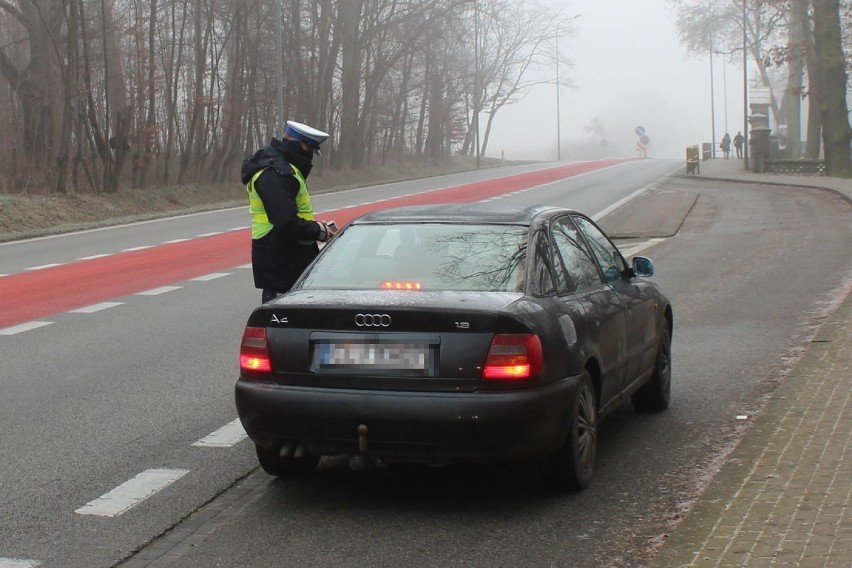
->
[686, 145, 700, 175]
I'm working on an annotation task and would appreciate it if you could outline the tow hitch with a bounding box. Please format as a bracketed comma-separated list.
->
[349, 424, 381, 471]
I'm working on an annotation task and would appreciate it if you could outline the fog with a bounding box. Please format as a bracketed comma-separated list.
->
[487, 0, 746, 161]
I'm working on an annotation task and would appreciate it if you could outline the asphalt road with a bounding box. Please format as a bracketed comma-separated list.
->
[2, 159, 849, 568]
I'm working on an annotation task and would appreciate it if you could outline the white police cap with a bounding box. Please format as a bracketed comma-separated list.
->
[285, 120, 329, 155]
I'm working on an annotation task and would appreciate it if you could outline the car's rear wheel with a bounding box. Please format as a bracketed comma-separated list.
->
[255, 444, 320, 478]
[542, 371, 597, 492]
[632, 325, 671, 412]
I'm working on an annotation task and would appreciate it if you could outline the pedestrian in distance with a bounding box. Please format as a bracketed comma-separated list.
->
[733, 131, 744, 159]
[721, 133, 732, 160]
[241, 120, 338, 303]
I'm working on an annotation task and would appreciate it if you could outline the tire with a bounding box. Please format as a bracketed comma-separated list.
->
[255, 444, 320, 478]
[632, 325, 672, 412]
[542, 371, 597, 492]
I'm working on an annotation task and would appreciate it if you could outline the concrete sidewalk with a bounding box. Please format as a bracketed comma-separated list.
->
[648, 158, 852, 567]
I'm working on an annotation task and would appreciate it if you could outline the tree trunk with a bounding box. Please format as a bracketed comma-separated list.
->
[337, 0, 364, 169]
[811, 0, 851, 176]
[783, 0, 806, 159]
[799, 0, 822, 159]
[0, 1, 62, 185]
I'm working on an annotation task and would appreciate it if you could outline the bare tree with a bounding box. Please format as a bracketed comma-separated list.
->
[0, 0, 570, 194]
[673, 0, 787, 126]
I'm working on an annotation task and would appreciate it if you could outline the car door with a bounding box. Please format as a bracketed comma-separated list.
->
[572, 215, 658, 392]
[550, 216, 627, 411]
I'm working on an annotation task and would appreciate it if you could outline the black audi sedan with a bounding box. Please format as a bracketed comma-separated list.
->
[236, 204, 672, 491]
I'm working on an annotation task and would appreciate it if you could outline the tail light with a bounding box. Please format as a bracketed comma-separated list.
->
[482, 334, 543, 380]
[240, 326, 272, 380]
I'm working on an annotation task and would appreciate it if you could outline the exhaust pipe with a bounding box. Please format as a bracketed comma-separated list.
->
[278, 442, 295, 458]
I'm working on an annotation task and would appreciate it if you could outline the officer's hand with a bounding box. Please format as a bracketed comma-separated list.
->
[316, 221, 338, 242]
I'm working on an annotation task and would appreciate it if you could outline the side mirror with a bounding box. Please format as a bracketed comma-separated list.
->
[632, 256, 654, 277]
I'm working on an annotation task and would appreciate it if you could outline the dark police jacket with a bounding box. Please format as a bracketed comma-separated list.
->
[240, 138, 322, 293]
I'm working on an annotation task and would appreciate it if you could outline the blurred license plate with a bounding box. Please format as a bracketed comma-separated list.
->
[316, 341, 429, 370]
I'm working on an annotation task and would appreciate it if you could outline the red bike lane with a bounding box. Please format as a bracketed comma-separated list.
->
[0, 160, 628, 328]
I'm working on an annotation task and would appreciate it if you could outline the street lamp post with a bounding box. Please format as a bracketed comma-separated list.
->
[555, 15, 580, 162]
[556, 25, 562, 161]
[743, 0, 749, 169]
[710, 43, 717, 159]
[474, 0, 480, 168]
[275, 0, 284, 131]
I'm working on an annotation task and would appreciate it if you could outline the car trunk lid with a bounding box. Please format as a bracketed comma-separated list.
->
[248, 289, 525, 391]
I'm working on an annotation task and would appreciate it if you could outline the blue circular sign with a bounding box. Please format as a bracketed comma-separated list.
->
[635, 126, 646, 136]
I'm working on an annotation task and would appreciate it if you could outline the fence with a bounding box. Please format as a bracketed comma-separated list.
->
[764, 159, 826, 175]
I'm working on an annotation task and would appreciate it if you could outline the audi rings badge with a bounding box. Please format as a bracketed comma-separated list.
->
[355, 313, 391, 327]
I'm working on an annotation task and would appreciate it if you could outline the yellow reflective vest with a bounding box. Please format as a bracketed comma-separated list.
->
[246, 164, 314, 240]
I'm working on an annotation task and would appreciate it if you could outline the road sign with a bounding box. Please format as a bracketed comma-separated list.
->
[640, 135, 650, 145]
[635, 126, 646, 137]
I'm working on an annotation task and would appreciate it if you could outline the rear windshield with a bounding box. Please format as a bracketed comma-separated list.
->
[300, 223, 528, 292]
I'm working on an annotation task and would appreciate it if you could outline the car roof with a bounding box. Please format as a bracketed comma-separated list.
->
[351, 203, 575, 225]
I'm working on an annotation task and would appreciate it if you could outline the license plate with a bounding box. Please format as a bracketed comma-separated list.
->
[315, 341, 429, 371]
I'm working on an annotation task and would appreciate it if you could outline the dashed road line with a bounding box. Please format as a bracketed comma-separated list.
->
[25, 263, 63, 271]
[75, 468, 189, 518]
[0, 559, 41, 567]
[122, 245, 155, 252]
[77, 253, 113, 261]
[0, 321, 53, 335]
[137, 286, 182, 296]
[69, 302, 124, 314]
[619, 238, 665, 258]
[161, 238, 190, 244]
[189, 273, 229, 282]
[192, 419, 248, 448]
[197, 231, 223, 237]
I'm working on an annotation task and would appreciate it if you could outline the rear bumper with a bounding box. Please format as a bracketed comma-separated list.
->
[235, 377, 581, 464]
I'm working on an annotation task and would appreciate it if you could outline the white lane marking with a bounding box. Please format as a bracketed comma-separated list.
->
[137, 286, 182, 296]
[592, 185, 652, 222]
[0, 205, 247, 246]
[193, 419, 248, 448]
[77, 253, 112, 261]
[122, 245, 154, 252]
[189, 273, 229, 282]
[238, 263, 252, 269]
[592, 166, 682, 222]
[197, 231, 223, 237]
[162, 238, 190, 244]
[0, 321, 53, 335]
[75, 468, 189, 518]
[618, 238, 665, 258]
[228, 226, 248, 231]
[24, 263, 63, 271]
[0, 559, 41, 567]
[0, 274, 7, 278]
[69, 302, 124, 314]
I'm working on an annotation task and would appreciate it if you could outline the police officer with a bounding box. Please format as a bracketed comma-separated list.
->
[241, 120, 338, 302]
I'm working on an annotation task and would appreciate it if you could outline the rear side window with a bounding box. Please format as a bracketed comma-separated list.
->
[300, 223, 528, 292]
[573, 216, 627, 284]
[551, 218, 602, 293]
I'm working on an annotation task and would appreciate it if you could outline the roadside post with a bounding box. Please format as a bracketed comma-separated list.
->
[686, 145, 700, 175]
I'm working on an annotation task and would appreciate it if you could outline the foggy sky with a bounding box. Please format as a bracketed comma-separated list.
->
[487, 0, 745, 161]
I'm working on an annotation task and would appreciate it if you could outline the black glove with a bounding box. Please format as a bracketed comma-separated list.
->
[316, 221, 339, 242]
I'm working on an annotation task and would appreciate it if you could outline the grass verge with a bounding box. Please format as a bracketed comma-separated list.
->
[0, 156, 510, 242]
